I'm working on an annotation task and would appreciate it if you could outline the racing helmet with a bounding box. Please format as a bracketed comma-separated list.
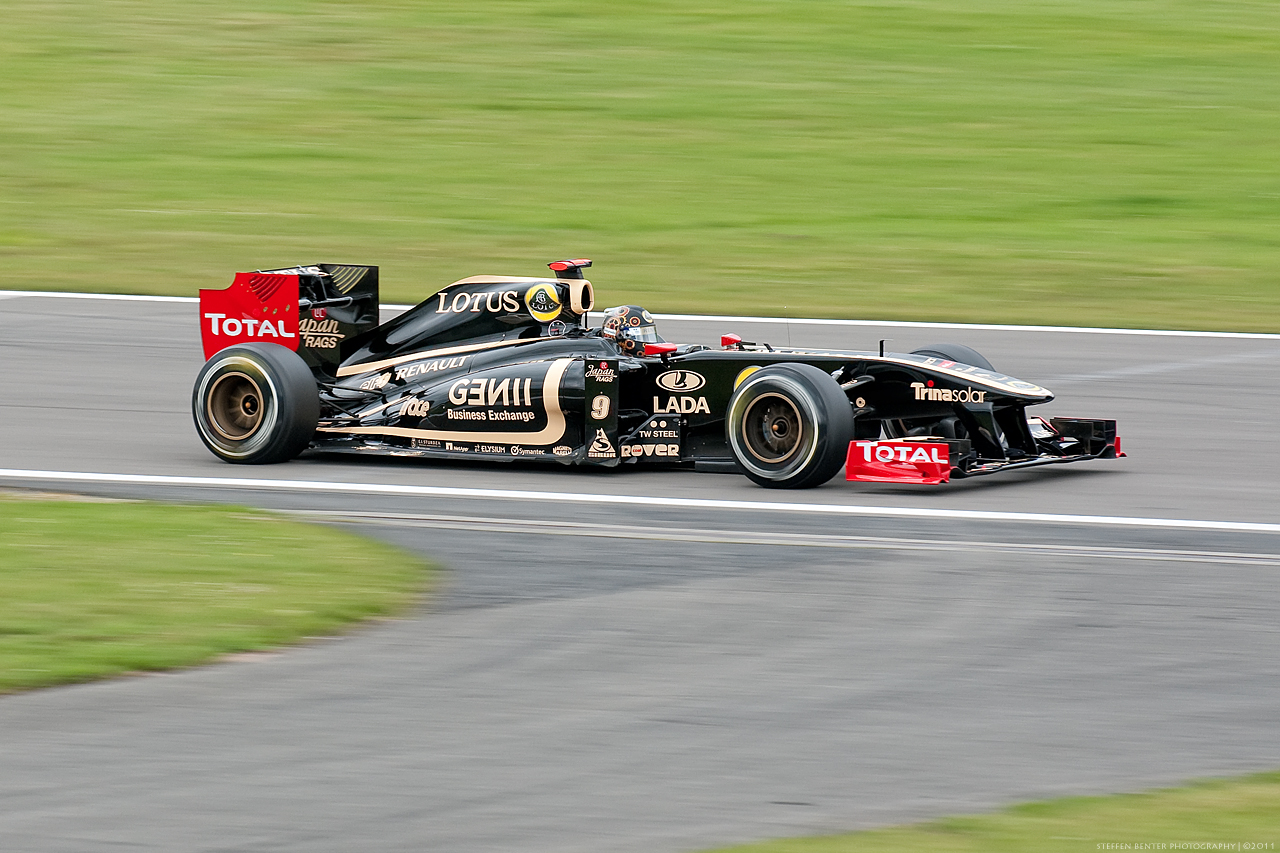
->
[601, 305, 663, 356]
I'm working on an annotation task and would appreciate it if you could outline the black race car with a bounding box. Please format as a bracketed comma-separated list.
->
[193, 259, 1122, 488]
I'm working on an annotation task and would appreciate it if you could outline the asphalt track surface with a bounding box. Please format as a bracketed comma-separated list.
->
[2, 292, 1279, 852]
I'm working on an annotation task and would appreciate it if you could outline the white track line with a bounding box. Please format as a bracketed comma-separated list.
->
[0, 290, 196, 303]
[296, 510, 1280, 565]
[2, 469, 1278, 534]
[649, 313, 1280, 340]
[2, 290, 1276, 340]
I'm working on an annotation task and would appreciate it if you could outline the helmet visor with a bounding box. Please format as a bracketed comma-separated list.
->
[629, 324, 663, 343]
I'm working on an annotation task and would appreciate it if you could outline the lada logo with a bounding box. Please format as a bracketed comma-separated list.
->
[652, 395, 711, 414]
[655, 370, 705, 392]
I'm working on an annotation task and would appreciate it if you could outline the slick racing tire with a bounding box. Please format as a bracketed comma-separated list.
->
[727, 363, 853, 489]
[910, 343, 994, 371]
[192, 343, 319, 464]
[907, 343, 996, 443]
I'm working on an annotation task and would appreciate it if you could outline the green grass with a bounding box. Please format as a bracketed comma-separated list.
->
[3, 1, 1280, 331]
[707, 772, 1280, 852]
[0, 495, 428, 693]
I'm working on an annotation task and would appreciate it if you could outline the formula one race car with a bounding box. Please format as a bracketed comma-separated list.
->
[193, 259, 1122, 488]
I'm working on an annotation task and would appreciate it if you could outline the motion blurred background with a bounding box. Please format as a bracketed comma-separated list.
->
[3, 0, 1278, 329]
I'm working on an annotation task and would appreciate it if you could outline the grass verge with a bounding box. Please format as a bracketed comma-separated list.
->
[707, 772, 1280, 853]
[0, 494, 429, 693]
[3, 1, 1280, 330]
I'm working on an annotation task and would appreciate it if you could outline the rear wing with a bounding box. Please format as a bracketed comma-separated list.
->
[199, 264, 379, 374]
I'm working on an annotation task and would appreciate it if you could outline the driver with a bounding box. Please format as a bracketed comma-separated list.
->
[600, 305, 663, 356]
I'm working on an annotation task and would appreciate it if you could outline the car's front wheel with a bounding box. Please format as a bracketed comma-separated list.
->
[192, 343, 319, 464]
[726, 363, 853, 489]
[910, 343, 994, 371]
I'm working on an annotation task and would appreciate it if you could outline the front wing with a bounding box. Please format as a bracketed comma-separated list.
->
[846, 417, 1123, 485]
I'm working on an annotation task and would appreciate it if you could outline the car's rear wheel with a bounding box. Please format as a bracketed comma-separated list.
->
[727, 363, 853, 489]
[193, 343, 319, 464]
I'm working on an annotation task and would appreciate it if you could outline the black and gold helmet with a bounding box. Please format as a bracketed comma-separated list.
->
[601, 305, 663, 356]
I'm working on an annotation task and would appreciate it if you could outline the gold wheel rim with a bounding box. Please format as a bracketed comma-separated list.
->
[207, 371, 265, 441]
[741, 392, 803, 464]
